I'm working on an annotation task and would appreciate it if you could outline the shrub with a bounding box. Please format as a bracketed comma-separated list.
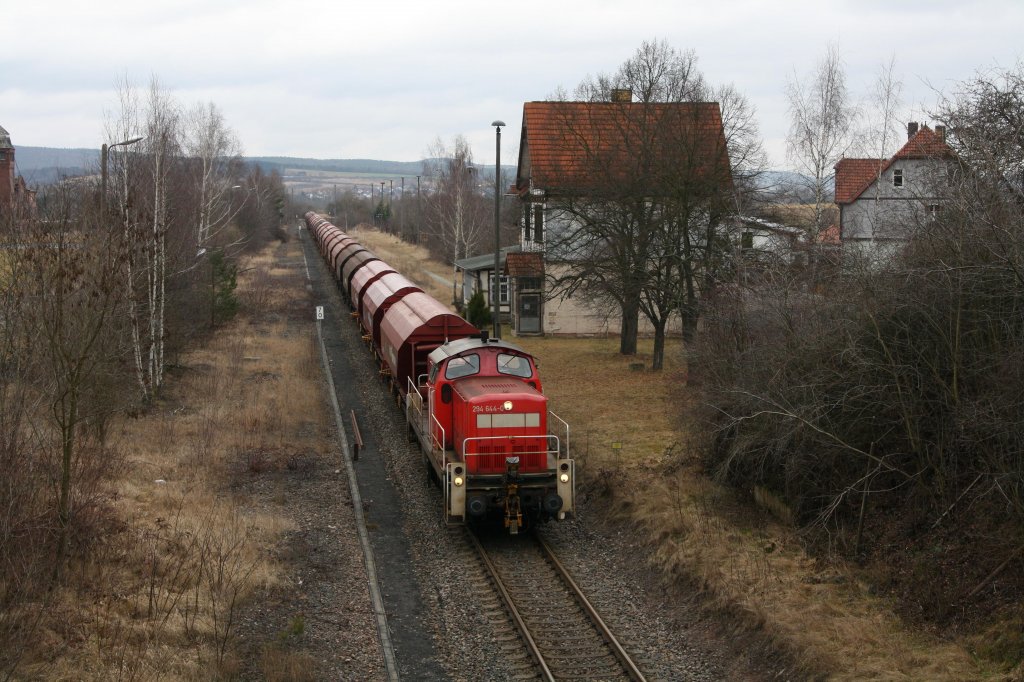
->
[465, 291, 492, 329]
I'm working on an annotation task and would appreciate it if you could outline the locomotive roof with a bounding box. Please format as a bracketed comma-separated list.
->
[428, 336, 532, 363]
[453, 376, 544, 401]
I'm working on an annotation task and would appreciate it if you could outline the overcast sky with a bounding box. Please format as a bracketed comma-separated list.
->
[3, 0, 1022, 170]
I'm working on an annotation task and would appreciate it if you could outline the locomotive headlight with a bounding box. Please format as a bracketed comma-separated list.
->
[503, 400, 513, 411]
[454, 475, 465, 487]
[559, 473, 570, 484]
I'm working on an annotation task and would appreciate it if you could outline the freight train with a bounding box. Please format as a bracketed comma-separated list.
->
[305, 213, 575, 534]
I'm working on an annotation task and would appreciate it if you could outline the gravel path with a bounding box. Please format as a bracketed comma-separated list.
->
[232, 236, 386, 681]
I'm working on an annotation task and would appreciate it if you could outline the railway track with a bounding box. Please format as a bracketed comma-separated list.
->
[467, 530, 648, 681]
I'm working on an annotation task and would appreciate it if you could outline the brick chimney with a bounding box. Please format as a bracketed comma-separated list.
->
[907, 121, 919, 139]
[935, 125, 946, 141]
[611, 88, 632, 103]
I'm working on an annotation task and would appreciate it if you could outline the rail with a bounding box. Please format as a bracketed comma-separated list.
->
[469, 531, 647, 682]
[536, 536, 646, 681]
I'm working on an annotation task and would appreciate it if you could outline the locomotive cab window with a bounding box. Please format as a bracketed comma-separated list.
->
[496, 353, 533, 378]
[445, 354, 480, 379]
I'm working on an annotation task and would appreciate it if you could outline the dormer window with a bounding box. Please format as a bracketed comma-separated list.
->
[893, 168, 904, 188]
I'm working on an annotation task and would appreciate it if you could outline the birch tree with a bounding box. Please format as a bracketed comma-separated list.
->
[185, 102, 242, 247]
[785, 45, 854, 236]
[422, 136, 488, 304]
[109, 78, 183, 403]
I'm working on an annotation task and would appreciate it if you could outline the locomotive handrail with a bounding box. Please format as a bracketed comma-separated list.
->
[431, 409, 447, 469]
[459, 434, 561, 465]
[548, 411, 570, 459]
[406, 376, 422, 404]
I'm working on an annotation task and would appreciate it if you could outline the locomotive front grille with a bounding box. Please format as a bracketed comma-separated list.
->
[468, 442, 547, 474]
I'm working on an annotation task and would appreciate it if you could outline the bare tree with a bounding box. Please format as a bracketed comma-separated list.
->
[785, 44, 854, 236]
[572, 38, 707, 104]
[422, 136, 488, 304]
[863, 55, 905, 161]
[546, 40, 746, 365]
[109, 77, 187, 403]
[185, 101, 242, 248]
[696, 66, 1024, 626]
[11, 183, 129, 578]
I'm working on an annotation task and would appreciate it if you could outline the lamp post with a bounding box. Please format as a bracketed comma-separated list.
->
[491, 120, 505, 339]
[100, 136, 143, 220]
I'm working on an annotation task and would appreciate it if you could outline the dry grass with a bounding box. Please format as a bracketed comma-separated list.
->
[513, 334, 995, 680]
[763, 202, 839, 230]
[512, 336, 684, 471]
[347, 224, 457, 306]
[24, 233, 331, 680]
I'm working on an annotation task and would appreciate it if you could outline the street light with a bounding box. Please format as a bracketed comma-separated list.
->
[491, 120, 505, 339]
[100, 136, 143, 219]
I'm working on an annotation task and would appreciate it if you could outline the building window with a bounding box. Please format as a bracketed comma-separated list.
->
[927, 204, 942, 221]
[499, 275, 510, 304]
[893, 168, 904, 188]
[533, 204, 544, 242]
[491, 275, 510, 304]
[523, 204, 532, 241]
[740, 231, 754, 250]
[518, 276, 542, 291]
[0, 152, 5, 161]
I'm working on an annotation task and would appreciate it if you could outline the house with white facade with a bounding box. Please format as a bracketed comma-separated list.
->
[835, 123, 954, 256]
[507, 93, 731, 336]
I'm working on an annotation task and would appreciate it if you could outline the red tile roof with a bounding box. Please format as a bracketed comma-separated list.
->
[516, 101, 732, 195]
[834, 158, 886, 204]
[834, 126, 953, 205]
[817, 223, 841, 244]
[505, 251, 544, 277]
[893, 126, 951, 161]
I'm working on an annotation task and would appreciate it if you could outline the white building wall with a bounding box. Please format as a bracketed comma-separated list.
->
[843, 158, 948, 246]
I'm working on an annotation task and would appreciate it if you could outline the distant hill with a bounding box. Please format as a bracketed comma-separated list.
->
[12, 147, 504, 184]
[250, 157, 429, 176]
[14, 147, 97, 185]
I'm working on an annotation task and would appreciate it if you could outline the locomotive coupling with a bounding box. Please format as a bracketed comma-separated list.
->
[503, 456, 523, 534]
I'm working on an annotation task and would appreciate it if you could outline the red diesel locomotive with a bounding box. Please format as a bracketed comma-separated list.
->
[305, 212, 575, 533]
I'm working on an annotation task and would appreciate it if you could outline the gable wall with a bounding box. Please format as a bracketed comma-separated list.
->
[842, 158, 949, 243]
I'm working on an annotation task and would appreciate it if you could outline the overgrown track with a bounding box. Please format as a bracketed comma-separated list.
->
[468, 529, 648, 681]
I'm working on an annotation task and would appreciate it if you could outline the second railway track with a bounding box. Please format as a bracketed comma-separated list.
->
[468, 529, 648, 681]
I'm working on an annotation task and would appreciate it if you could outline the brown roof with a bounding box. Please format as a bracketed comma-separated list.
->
[834, 158, 886, 204]
[893, 126, 951, 160]
[516, 101, 731, 195]
[505, 252, 544, 277]
[834, 126, 953, 205]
